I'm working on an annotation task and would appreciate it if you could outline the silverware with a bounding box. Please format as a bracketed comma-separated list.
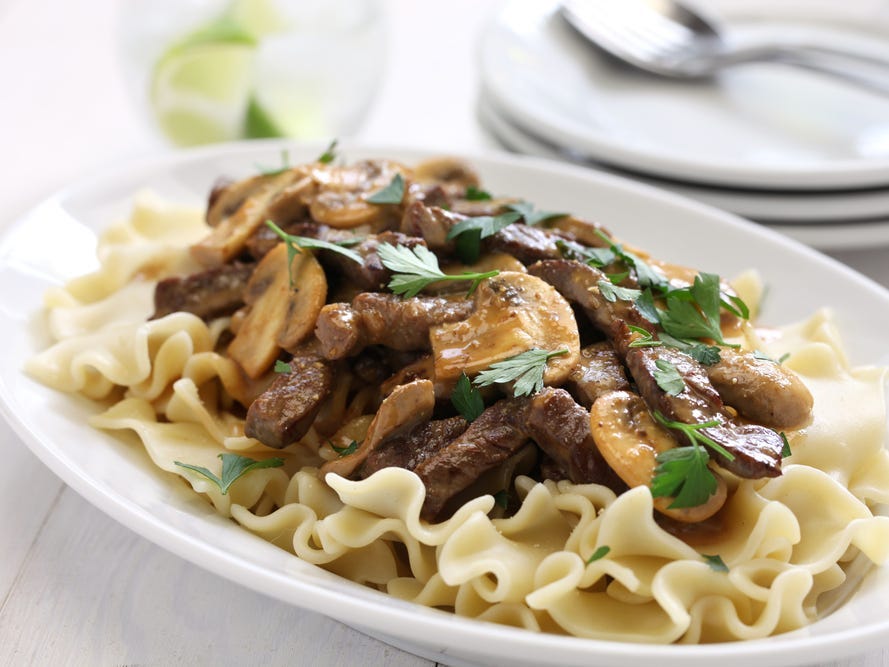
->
[560, 0, 889, 94]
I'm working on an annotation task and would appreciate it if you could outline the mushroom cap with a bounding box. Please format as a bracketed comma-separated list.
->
[429, 271, 580, 388]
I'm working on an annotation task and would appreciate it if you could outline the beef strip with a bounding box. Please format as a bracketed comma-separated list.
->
[530, 259, 783, 479]
[399, 201, 465, 251]
[413, 397, 531, 521]
[357, 416, 469, 479]
[566, 342, 631, 408]
[485, 224, 593, 265]
[624, 331, 783, 478]
[152, 262, 254, 321]
[324, 231, 425, 291]
[315, 293, 473, 360]
[525, 387, 626, 491]
[244, 346, 333, 449]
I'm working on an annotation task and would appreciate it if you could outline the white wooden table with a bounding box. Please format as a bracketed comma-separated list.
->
[1, 1, 887, 665]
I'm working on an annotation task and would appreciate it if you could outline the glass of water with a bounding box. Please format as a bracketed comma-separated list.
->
[118, 0, 387, 146]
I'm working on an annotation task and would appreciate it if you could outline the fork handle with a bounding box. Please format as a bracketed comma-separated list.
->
[709, 44, 889, 96]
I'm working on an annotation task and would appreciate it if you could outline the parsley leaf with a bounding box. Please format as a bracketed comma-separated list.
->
[366, 173, 405, 205]
[658, 273, 730, 344]
[506, 200, 566, 226]
[266, 220, 363, 288]
[446, 212, 522, 263]
[627, 325, 662, 348]
[780, 432, 792, 458]
[376, 243, 499, 298]
[493, 490, 510, 509]
[174, 454, 284, 495]
[274, 360, 292, 373]
[597, 280, 642, 303]
[331, 440, 359, 457]
[649, 413, 736, 509]
[652, 412, 735, 462]
[465, 186, 492, 201]
[451, 372, 485, 422]
[658, 333, 721, 365]
[634, 288, 661, 324]
[703, 554, 729, 572]
[556, 240, 616, 267]
[653, 359, 686, 396]
[473, 348, 569, 397]
[595, 230, 667, 290]
[586, 545, 611, 564]
[650, 446, 716, 508]
[317, 139, 338, 164]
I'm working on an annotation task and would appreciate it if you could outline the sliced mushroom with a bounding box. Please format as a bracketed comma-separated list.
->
[412, 157, 480, 189]
[192, 168, 313, 266]
[706, 348, 813, 430]
[590, 390, 727, 523]
[307, 159, 408, 228]
[546, 215, 610, 248]
[429, 271, 580, 387]
[227, 243, 327, 378]
[321, 378, 436, 478]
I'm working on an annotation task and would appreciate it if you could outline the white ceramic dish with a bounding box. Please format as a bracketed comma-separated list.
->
[480, 0, 889, 190]
[2, 141, 889, 667]
[478, 90, 889, 230]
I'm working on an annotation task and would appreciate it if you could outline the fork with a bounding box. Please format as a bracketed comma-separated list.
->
[560, 0, 889, 94]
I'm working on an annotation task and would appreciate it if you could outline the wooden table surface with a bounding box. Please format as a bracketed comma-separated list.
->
[1, 0, 888, 664]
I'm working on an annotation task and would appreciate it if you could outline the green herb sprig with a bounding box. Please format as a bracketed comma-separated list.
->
[649, 413, 734, 509]
[506, 200, 566, 226]
[653, 359, 686, 396]
[451, 372, 485, 422]
[265, 220, 363, 288]
[317, 139, 338, 164]
[376, 243, 499, 298]
[174, 454, 284, 495]
[446, 211, 521, 263]
[366, 173, 405, 205]
[331, 440, 359, 457]
[474, 348, 569, 397]
[586, 545, 611, 564]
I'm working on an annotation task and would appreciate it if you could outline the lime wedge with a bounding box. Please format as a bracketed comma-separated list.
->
[151, 42, 256, 146]
[148, 0, 289, 146]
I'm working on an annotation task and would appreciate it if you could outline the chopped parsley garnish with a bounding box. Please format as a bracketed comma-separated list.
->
[366, 173, 405, 205]
[649, 413, 734, 509]
[781, 432, 792, 458]
[446, 211, 522, 263]
[597, 280, 642, 303]
[703, 554, 729, 572]
[626, 325, 661, 348]
[474, 348, 569, 397]
[586, 545, 611, 564]
[376, 243, 499, 298]
[331, 440, 359, 457]
[266, 220, 363, 288]
[595, 230, 667, 290]
[465, 186, 492, 201]
[317, 139, 338, 164]
[451, 372, 485, 423]
[658, 273, 737, 346]
[274, 360, 292, 373]
[653, 359, 686, 396]
[174, 454, 284, 495]
[659, 333, 722, 365]
[505, 200, 566, 226]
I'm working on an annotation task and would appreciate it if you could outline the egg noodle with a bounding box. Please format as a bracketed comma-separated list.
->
[27, 176, 889, 644]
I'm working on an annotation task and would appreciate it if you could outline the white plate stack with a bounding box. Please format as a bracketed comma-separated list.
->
[478, 0, 889, 250]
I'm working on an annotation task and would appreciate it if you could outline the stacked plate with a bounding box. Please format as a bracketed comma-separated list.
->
[478, 0, 889, 249]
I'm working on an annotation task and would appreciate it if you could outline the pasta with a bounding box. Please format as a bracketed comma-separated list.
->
[26, 158, 889, 644]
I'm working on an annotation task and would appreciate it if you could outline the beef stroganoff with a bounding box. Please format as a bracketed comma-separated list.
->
[27, 150, 889, 643]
